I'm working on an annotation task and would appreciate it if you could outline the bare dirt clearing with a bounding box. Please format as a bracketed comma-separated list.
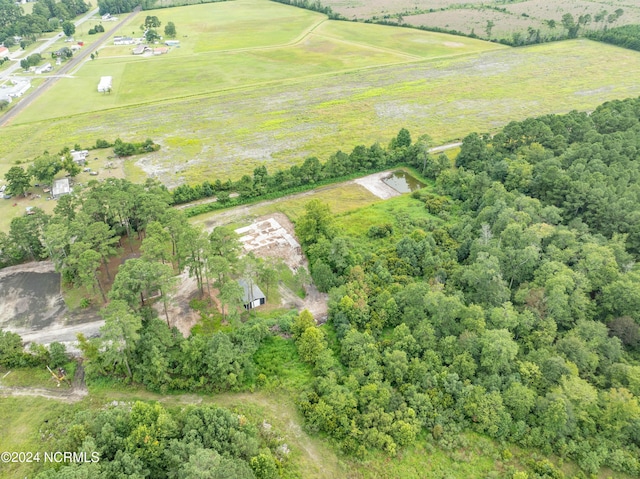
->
[0, 261, 102, 348]
[153, 271, 201, 337]
[235, 214, 303, 270]
[234, 213, 329, 322]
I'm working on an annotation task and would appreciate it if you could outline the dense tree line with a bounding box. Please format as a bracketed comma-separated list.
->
[33, 401, 287, 479]
[3, 94, 640, 476]
[0, 0, 89, 46]
[587, 24, 640, 52]
[97, 0, 226, 15]
[0, 329, 68, 369]
[292, 98, 640, 475]
[172, 128, 437, 207]
[268, 0, 341, 19]
[97, 0, 139, 15]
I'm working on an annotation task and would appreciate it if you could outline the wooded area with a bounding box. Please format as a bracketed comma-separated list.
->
[3, 96, 640, 478]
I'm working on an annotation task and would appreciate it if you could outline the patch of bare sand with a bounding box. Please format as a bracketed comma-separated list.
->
[234, 213, 329, 322]
[235, 213, 304, 271]
[153, 271, 201, 337]
[354, 171, 402, 199]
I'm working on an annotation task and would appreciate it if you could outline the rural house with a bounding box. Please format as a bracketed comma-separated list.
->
[132, 45, 147, 55]
[238, 279, 266, 310]
[68, 149, 89, 165]
[52, 178, 71, 199]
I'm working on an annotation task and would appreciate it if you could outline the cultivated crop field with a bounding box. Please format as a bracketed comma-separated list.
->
[1, 0, 640, 190]
[320, 0, 640, 40]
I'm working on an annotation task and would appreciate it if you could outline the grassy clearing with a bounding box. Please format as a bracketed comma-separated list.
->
[1, 36, 638, 192]
[19, 34, 408, 121]
[314, 20, 505, 58]
[190, 181, 381, 230]
[333, 191, 442, 252]
[0, 397, 76, 479]
[253, 335, 314, 391]
[0, 365, 74, 388]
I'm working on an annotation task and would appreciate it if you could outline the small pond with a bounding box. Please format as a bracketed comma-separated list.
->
[382, 170, 426, 193]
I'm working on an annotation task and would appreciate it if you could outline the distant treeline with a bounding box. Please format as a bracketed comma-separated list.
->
[97, 0, 226, 14]
[268, 0, 342, 19]
[587, 24, 640, 51]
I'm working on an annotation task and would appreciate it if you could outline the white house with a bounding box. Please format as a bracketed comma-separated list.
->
[113, 36, 135, 45]
[70, 150, 89, 165]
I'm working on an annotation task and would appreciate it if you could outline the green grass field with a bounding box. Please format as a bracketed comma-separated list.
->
[190, 180, 382, 230]
[1, 0, 640, 231]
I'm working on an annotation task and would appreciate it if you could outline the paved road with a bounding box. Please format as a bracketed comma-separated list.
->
[0, 7, 99, 84]
[0, 6, 141, 127]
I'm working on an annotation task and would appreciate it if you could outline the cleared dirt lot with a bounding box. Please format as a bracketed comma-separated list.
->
[235, 214, 329, 322]
[0, 261, 103, 348]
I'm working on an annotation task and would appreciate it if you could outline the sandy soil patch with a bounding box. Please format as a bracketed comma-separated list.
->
[235, 214, 304, 271]
[443, 41, 465, 47]
[354, 171, 402, 200]
[233, 213, 329, 322]
[153, 271, 201, 337]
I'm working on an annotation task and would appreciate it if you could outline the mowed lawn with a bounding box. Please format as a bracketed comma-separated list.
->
[17, 34, 411, 119]
[313, 20, 505, 58]
[10, 0, 503, 122]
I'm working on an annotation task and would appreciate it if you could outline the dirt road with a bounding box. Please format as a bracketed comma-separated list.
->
[0, 364, 87, 403]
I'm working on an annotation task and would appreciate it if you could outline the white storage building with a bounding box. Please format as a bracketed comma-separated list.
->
[97, 76, 112, 92]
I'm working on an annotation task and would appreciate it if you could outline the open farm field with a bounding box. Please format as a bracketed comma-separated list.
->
[1, 33, 639, 190]
[16, 34, 412, 119]
[404, 9, 550, 39]
[320, 0, 640, 41]
[10, 0, 498, 122]
[313, 20, 498, 57]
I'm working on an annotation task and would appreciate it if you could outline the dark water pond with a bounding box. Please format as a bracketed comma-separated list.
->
[382, 170, 425, 193]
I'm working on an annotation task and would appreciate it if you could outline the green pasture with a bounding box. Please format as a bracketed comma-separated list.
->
[0, 397, 76, 479]
[313, 19, 505, 58]
[0, 0, 639, 193]
[108, 0, 324, 55]
[17, 33, 409, 121]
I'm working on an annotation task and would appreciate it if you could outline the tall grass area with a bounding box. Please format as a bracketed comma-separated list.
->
[253, 335, 314, 390]
[190, 181, 381, 228]
[2, 38, 639, 189]
[0, 397, 78, 479]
